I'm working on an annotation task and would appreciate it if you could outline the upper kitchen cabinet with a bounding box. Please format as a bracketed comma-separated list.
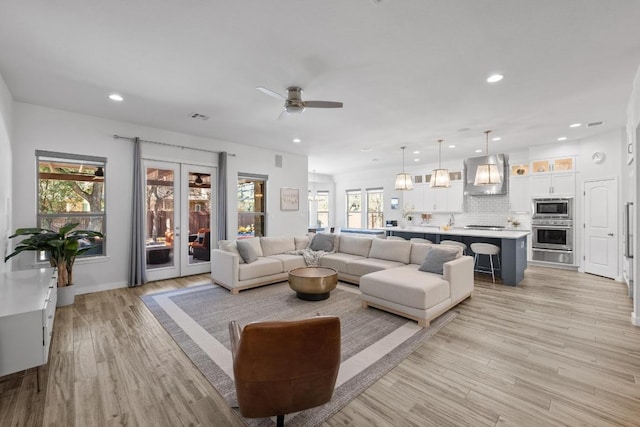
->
[530, 156, 576, 197]
[403, 174, 425, 211]
[424, 171, 463, 212]
[509, 176, 531, 212]
[510, 163, 530, 176]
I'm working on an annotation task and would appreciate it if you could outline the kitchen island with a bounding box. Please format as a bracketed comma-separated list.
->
[386, 226, 529, 286]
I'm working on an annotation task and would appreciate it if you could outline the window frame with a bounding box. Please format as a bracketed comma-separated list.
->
[346, 189, 362, 229]
[366, 187, 384, 229]
[35, 150, 107, 260]
[316, 190, 330, 228]
[237, 173, 267, 238]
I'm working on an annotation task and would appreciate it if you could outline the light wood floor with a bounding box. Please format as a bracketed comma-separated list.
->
[1, 267, 639, 426]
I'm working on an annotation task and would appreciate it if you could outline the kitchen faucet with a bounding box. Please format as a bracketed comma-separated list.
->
[448, 214, 455, 226]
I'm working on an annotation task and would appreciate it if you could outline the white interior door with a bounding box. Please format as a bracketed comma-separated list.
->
[584, 178, 618, 279]
[144, 161, 215, 281]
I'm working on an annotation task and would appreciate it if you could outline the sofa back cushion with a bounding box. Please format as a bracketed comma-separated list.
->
[368, 238, 411, 264]
[410, 242, 434, 265]
[338, 234, 373, 257]
[294, 235, 311, 250]
[218, 240, 245, 264]
[260, 236, 295, 256]
[309, 233, 337, 252]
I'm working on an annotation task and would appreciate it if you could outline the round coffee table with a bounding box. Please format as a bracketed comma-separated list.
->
[288, 267, 338, 301]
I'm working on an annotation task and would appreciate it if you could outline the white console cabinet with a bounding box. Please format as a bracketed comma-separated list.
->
[0, 268, 57, 377]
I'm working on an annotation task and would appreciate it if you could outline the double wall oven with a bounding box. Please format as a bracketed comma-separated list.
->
[531, 198, 574, 265]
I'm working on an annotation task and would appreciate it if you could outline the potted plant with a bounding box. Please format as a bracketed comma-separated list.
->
[4, 223, 103, 306]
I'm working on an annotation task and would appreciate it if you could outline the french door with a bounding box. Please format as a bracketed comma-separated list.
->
[144, 160, 216, 281]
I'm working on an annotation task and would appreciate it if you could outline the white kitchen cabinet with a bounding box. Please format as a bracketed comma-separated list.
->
[423, 181, 463, 212]
[0, 268, 57, 377]
[509, 176, 531, 212]
[403, 178, 424, 212]
[531, 172, 575, 197]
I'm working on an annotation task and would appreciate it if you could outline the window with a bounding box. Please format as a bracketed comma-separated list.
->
[346, 190, 362, 228]
[238, 174, 266, 237]
[36, 151, 106, 259]
[366, 188, 384, 229]
[316, 191, 329, 227]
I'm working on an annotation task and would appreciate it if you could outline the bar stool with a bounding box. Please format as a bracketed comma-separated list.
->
[470, 243, 501, 283]
[410, 237, 433, 244]
[440, 240, 467, 255]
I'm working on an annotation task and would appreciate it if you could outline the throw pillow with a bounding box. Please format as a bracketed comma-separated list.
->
[418, 246, 460, 275]
[309, 233, 335, 252]
[218, 240, 245, 264]
[236, 240, 258, 264]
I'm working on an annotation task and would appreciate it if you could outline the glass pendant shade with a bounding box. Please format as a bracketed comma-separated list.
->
[474, 164, 501, 185]
[395, 172, 413, 190]
[430, 168, 451, 188]
[394, 146, 413, 190]
[430, 139, 450, 188]
[474, 130, 502, 186]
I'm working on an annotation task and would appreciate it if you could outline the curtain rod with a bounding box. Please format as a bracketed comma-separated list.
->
[113, 134, 236, 156]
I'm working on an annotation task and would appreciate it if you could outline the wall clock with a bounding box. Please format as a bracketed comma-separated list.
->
[592, 151, 606, 164]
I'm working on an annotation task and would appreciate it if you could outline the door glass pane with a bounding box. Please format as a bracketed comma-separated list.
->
[146, 168, 175, 269]
[188, 172, 211, 264]
[238, 177, 265, 237]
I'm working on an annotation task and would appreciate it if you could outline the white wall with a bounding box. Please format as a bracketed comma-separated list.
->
[11, 102, 308, 294]
[0, 74, 13, 274]
[626, 63, 640, 325]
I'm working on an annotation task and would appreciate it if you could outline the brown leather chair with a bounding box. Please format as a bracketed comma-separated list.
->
[229, 316, 341, 426]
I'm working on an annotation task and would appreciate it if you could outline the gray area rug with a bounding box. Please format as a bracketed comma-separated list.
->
[142, 281, 457, 426]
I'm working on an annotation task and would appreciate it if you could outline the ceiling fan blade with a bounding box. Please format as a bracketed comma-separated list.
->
[277, 110, 290, 120]
[304, 100, 343, 108]
[256, 86, 286, 100]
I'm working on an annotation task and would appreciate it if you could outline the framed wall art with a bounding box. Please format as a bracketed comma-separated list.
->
[280, 187, 299, 211]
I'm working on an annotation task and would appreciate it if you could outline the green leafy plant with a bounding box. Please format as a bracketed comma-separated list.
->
[4, 223, 103, 287]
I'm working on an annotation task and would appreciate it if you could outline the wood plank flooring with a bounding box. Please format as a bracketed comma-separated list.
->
[1, 267, 639, 426]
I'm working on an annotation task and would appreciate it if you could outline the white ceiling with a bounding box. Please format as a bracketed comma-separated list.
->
[1, 1, 640, 175]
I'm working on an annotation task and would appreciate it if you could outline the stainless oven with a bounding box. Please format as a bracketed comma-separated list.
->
[532, 198, 573, 219]
[531, 218, 574, 264]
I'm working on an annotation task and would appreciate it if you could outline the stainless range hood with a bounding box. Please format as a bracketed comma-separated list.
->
[463, 154, 508, 196]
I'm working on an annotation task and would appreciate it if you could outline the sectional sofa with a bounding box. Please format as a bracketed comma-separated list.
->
[211, 233, 474, 327]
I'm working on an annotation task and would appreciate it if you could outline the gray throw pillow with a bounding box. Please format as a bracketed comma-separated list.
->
[236, 240, 258, 264]
[309, 233, 335, 252]
[418, 246, 459, 275]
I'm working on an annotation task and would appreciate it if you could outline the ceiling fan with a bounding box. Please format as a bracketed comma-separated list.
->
[256, 86, 343, 119]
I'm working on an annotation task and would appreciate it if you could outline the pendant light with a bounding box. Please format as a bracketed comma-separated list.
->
[394, 146, 413, 191]
[474, 130, 502, 186]
[430, 139, 451, 188]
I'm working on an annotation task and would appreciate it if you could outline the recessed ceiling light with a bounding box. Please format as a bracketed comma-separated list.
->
[448, 145, 456, 148]
[361, 147, 372, 152]
[109, 93, 123, 102]
[292, 138, 301, 143]
[413, 150, 420, 154]
[557, 136, 568, 141]
[569, 123, 582, 128]
[413, 158, 420, 162]
[492, 137, 501, 141]
[475, 149, 483, 153]
[371, 158, 378, 162]
[487, 74, 504, 83]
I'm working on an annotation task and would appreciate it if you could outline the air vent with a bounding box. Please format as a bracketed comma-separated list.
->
[587, 121, 604, 127]
[189, 112, 210, 121]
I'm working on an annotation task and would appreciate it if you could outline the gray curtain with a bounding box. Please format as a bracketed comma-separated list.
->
[129, 137, 147, 286]
[217, 152, 228, 242]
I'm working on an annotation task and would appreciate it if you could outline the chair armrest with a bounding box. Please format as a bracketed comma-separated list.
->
[229, 320, 242, 361]
[443, 256, 474, 301]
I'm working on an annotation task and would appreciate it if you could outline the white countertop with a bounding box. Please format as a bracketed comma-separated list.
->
[387, 226, 530, 239]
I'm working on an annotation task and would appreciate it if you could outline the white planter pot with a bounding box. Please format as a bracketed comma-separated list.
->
[398, 219, 408, 228]
[57, 285, 76, 307]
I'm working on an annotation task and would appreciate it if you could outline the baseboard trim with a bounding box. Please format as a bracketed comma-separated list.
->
[77, 281, 128, 295]
[632, 312, 640, 326]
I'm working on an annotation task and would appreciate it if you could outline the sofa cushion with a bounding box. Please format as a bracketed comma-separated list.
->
[309, 233, 336, 252]
[240, 237, 263, 257]
[360, 265, 450, 310]
[410, 242, 433, 265]
[294, 235, 311, 250]
[218, 240, 245, 264]
[260, 236, 295, 256]
[347, 258, 405, 277]
[319, 253, 366, 274]
[418, 245, 461, 275]
[368, 238, 411, 264]
[338, 234, 373, 257]
[238, 257, 283, 281]
[267, 254, 307, 271]
[237, 240, 258, 264]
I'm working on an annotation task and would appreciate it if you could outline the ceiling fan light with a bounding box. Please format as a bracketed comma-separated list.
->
[395, 173, 413, 191]
[430, 169, 451, 188]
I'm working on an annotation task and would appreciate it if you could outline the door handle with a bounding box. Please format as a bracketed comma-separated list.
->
[607, 233, 614, 236]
